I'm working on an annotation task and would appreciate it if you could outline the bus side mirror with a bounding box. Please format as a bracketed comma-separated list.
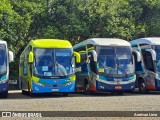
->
[74, 52, 81, 63]
[29, 51, 34, 63]
[146, 49, 156, 61]
[89, 50, 97, 62]
[132, 50, 141, 62]
[9, 51, 14, 62]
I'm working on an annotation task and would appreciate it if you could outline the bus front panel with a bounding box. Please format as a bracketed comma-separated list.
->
[31, 76, 76, 93]
[96, 75, 136, 92]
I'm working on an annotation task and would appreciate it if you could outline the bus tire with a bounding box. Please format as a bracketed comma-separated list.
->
[84, 82, 92, 95]
[117, 92, 124, 95]
[1, 91, 8, 98]
[63, 93, 68, 97]
[138, 79, 148, 94]
[28, 82, 34, 97]
[22, 90, 25, 95]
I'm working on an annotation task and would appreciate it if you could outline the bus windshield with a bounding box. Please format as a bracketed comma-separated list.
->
[97, 46, 134, 77]
[0, 45, 7, 74]
[153, 45, 160, 72]
[33, 48, 74, 77]
[116, 47, 134, 75]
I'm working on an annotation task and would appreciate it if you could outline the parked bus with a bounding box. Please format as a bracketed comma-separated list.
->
[131, 37, 160, 93]
[19, 39, 80, 96]
[0, 40, 14, 98]
[73, 38, 138, 94]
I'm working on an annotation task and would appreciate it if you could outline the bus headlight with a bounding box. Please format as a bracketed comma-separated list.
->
[0, 79, 8, 84]
[129, 75, 136, 82]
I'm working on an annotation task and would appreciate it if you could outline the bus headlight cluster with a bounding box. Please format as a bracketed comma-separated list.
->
[34, 81, 44, 87]
[0, 79, 7, 84]
[129, 76, 136, 82]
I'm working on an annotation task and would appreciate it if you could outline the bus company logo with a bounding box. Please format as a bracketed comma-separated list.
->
[114, 78, 122, 84]
[2, 112, 11, 117]
[54, 80, 58, 83]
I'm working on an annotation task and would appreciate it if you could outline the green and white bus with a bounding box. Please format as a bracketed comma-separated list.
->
[74, 38, 138, 94]
[19, 39, 80, 96]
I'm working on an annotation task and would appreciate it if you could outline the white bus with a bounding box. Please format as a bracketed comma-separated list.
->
[0, 40, 14, 98]
[74, 38, 138, 94]
[131, 37, 160, 93]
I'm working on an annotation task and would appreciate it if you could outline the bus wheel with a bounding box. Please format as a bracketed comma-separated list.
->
[84, 83, 91, 95]
[28, 82, 34, 97]
[1, 91, 8, 98]
[63, 93, 68, 97]
[22, 90, 25, 95]
[117, 92, 123, 95]
[138, 80, 148, 94]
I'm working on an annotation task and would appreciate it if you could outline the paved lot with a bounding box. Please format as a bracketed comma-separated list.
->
[1, 91, 160, 119]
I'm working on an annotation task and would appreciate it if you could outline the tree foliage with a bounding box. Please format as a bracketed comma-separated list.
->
[0, 0, 160, 79]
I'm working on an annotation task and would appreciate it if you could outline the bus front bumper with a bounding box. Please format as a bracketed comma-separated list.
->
[32, 81, 76, 93]
[96, 81, 135, 92]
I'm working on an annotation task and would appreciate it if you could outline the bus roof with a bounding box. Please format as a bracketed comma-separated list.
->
[74, 38, 130, 48]
[0, 40, 7, 45]
[29, 39, 72, 48]
[130, 37, 160, 45]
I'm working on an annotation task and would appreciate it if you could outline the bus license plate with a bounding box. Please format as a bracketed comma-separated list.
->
[115, 86, 122, 90]
[51, 89, 59, 91]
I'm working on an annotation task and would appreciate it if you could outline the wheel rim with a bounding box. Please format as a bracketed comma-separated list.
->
[141, 83, 145, 90]
[85, 84, 89, 91]
[139, 82, 145, 93]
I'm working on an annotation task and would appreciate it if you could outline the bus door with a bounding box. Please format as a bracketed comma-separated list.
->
[87, 50, 97, 90]
[141, 49, 156, 89]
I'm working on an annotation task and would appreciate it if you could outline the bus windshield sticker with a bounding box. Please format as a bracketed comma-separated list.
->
[44, 72, 52, 76]
[42, 66, 48, 71]
[98, 68, 104, 72]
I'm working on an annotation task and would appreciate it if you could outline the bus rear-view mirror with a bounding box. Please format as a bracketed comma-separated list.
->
[29, 51, 34, 63]
[74, 52, 81, 63]
[146, 49, 156, 61]
[132, 50, 141, 62]
[88, 50, 97, 62]
[9, 51, 14, 62]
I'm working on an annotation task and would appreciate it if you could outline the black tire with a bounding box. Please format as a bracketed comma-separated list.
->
[28, 82, 34, 97]
[138, 80, 149, 94]
[1, 91, 8, 98]
[110, 92, 115, 95]
[117, 92, 124, 95]
[22, 90, 25, 95]
[84, 82, 93, 95]
[63, 93, 68, 97]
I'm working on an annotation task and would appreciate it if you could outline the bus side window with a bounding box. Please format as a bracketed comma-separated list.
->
[28, 45, 32, 76]
[23, 53, 28, 76]
[88, 52, 97, 74]
[142, 50, 155, 72]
